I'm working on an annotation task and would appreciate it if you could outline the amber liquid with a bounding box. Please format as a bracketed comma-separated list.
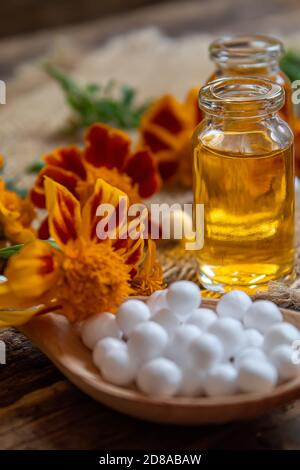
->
[194, 134, 295, 292]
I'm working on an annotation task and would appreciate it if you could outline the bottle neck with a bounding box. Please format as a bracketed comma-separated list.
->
[214, 60, 280, 78]
[199, 77, 285, 120]
[205, 112, 278, 129]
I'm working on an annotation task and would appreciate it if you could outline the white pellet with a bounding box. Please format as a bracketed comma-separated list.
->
[128, 321, 168, 364]
[93, 337, 126, 369]
[237, 358, 277, 393]
[209, 318, 245, 359]
[263, 322, 300, 352]
[100, 348, 136, 386]
[147, 290, 168, 315]
[116, 299, 150, 337]
[234, 347, 267, 368]
[137, 358, 182, 397]
[189, 333, 224, 370]
[216, 290, 252, 320]
[244, 300, 282, 333]
[204, 364, 238, 397]
[167, 281, 201, 317]
[270, 345, 300, 382]
[244, 328, 264, 348]
[165, 324, 201, 367]
[152, 308, 180, 336]
[186, 308, 217, 330]
[179, 368, 206, 397]
[81, 313, 122, 350]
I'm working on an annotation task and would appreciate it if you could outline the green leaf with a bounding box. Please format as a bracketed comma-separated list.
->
[4, 178, 28, 198]
[26, 161, 45, 174]
[44, 63, 151, 131]
[280, 50, 300, 82]
[0, 244, 24, 259]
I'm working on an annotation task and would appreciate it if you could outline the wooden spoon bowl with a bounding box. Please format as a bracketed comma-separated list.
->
[20, 299, 300, 425]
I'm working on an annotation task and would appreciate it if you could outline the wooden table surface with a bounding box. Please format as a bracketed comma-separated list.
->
[1, 0, 300, 450]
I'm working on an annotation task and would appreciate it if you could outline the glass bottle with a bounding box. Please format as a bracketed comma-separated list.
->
[193, 77, 295, 293]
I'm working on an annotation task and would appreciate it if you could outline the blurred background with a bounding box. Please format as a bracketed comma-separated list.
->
[1, 0, 300, 38]
[1, 0, 300, 39]
[1, 0, 300, 78]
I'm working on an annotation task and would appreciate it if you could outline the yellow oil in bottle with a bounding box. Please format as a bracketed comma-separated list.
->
[194, 135, 295, 292]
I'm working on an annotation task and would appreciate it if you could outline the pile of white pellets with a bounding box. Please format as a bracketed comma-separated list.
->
[80, 281, 300, 398]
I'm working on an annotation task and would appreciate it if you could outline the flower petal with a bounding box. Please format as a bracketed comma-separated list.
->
[125, 149, 161, 198]
[0, 303, 62, 328]
[149, 96, 187, 134]
[158, 156, 180, 180]
[45, 177, 82, 250]
[0, 180, 36, 244]
[184, 87, 203, 125]
[131, 239, 163, 296]
[30, 166, 79, 209]
[44, 146, 87, 180]
[84, 124, 131, 171]
[113, 207, 146, 269]
[38, 216, 50, 240]
[81, 178, 128, 242]
[0, 306, 39, 328]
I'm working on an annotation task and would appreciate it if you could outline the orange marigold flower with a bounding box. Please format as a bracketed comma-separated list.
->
[139, 89, 202, 187]
[30, 124, 161, 237]
[0, 178, 36, 244]
[0, 177, 162, 327]
[132, 239, 164, 296]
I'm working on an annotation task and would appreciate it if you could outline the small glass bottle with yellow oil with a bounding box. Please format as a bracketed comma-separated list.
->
[208, 35, 300, 177]
[208, 35, 293, 123]
[193, 77, 295, 293]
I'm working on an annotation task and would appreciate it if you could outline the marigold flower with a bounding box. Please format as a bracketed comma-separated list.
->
[139, 89, 202, 187]
[30, 123, 161, 238]
[0, 177, 162, 327]
[131, 239, 164, 296]
[0, 178, 36, 244]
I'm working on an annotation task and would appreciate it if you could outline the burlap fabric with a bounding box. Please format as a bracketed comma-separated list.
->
[0, 28, 299, 309]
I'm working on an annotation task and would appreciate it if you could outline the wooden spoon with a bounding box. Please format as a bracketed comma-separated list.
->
[20, 299, 300, 426]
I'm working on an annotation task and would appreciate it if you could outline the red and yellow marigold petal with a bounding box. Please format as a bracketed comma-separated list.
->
[184, 87, 203, 126]
[125, 149, 161, 198]
[3, 240, 62, 301]
[44, 177, 82, 251]
[44, 146, 87, 180]
[81, 178, 128, 243]
[131, 239, 164, 295]
[143, 95, 191, 136]
[30, 166, 80, 209]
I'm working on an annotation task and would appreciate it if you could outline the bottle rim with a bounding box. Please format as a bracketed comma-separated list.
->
[199, 77, 285, 117]
[209, 35, 284, 67]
